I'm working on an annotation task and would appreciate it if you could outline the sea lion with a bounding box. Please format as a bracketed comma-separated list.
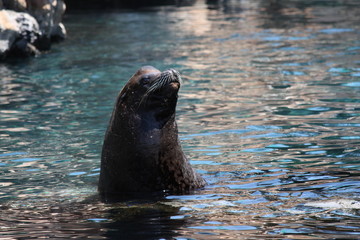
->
[98, 66, 206, 198]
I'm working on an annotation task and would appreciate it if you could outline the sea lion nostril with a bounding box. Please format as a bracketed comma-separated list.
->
[169, 69, 178, 76]
[167, 69, 182, 85]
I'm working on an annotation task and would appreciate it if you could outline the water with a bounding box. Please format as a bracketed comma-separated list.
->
[1, 0, 360, 239]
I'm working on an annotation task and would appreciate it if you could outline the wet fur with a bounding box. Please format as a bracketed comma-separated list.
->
[98, 66, 205, 199]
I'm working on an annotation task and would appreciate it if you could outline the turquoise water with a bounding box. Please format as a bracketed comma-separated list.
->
[1, 0, 360, 239]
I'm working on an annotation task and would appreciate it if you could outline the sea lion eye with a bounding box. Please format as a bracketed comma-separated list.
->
[140, 76, 151, 85]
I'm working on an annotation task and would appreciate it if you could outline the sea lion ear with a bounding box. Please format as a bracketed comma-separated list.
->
[116, 90, 127, 106]
[119, 92, 127, 102]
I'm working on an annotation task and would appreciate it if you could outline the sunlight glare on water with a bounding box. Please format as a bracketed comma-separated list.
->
[0, 0, 360, 239]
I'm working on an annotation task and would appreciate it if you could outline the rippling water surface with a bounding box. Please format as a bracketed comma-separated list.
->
[1, 0, 360, 239]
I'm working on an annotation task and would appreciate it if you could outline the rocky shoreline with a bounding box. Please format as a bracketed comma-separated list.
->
[0, 0, 66, 59]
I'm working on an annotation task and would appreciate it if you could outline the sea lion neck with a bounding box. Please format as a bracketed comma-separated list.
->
[138, 109, 176, 132]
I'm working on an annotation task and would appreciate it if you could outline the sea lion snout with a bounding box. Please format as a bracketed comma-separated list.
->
[161, 69, 181, 90]
[145, 68, 182, 96]
[163, 69, 182, 86]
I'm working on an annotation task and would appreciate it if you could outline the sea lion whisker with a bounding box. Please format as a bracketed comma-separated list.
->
[159, 76, 169, 88]
[164, 74, 174, 85]
[138, 78, 162, 107]
[138, 94, 149, 108]
[147, 76, 166, 94]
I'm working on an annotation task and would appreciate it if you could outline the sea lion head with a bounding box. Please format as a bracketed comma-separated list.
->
[116, 66, 182, 128]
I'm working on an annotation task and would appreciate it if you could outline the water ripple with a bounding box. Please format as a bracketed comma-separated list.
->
[1, 1, 360, 239]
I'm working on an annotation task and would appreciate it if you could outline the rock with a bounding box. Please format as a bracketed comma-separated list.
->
[0, 10, 42, 58]
[51, 22, 66, 41]
[27, 0, 66, 39]
[2, 0, 27, 12]
[0, 0, 66, 59]
[0, 9, 18, 54]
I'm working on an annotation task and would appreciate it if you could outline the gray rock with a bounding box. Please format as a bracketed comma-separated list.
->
[0, 0, 66, 59]
[51, 22, 66, 41]
[26, 0, 66, 38]
[0, 9, 41, 58]
[0, 10, 19, 54]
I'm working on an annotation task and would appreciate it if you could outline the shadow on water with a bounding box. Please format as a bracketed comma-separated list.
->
[101, 202, 183, 240]
[0, 193, 191, 239]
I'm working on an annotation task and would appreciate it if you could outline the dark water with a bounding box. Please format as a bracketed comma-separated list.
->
[1, 0, 360, 239]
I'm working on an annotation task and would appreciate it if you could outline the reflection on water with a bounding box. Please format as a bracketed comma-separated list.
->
[1, 0, 360, 239]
